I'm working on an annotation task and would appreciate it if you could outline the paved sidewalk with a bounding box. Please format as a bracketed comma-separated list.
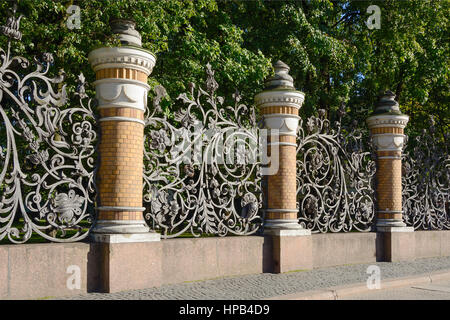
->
[54, 256, 450, 300]
[343, 279, 450, 300]
[268, 267, 450, 300]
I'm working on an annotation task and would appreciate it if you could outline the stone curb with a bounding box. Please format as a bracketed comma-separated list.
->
[265, 269, 450, 300]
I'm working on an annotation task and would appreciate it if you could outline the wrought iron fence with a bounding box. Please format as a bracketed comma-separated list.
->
[1, 6, 448, 244]
[402, 117, 450, 230]
[142, 64, 263, 238]
[296, 107, 376, 233]
[0, 8, 97, 243]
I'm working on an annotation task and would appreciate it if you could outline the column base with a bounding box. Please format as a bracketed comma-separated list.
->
[377, 226, 414, 233]
[264, 228, 311, 237]
[91, 232, 161, 243]
[264, 219, 311, 236]
[91, 220, 160, 243]
[91, 219, 151, 234]
[376, 218, 414, 233]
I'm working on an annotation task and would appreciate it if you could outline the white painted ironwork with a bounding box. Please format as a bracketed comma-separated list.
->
[402, 117, 450, 230]
[297, 106, 376, 233]
[143, 64, 263, 238]
[0, 7, 97, 243]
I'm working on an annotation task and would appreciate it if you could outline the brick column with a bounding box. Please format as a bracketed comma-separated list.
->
[255, 61, 309, 235]
[255, 61, 312, 272]
[88, 20, 159, 243]
[367, 91, 414, 261]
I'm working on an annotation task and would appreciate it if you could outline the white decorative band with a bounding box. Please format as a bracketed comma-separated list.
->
[372, 133, 405, 137]
[93, 78, 150, 89]
[371, 133, 405, 151]
[94, 63, 152, 75]
[263, 114, 299, 135]
[377, 156, 402, 159]
[97, 104, 145, 111]
[255, 90, 305, 109]
[268, 142, 297, 147]
[97, 206, 146, 212]
[263, 114, 301, 120]
[375, 149, 403, 152]
[366, 114, 409, 129]
[99, 116, 145, 125]
[265, 208, 299, 213]
[94, 79, 149, 111]
[94, 220, 148, 226]
[268, 132, 297, 137]
[88, 46, 156, 75]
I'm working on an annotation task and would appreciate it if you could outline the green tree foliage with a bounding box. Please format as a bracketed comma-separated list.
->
[340, 0, 449, 141]
[0, 0, 448, 140]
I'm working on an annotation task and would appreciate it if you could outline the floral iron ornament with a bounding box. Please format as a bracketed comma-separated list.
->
[402, 117, 450, 230]
[143, 64, 262, 238]
[297, 106, 376, 233]
[0, 8, 97, 243]
[0, 5, 23, 41]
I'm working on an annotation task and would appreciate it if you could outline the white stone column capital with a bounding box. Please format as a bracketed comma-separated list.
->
[255, 90, 305, 135]
[367, 114, 409, 152]
[366, 114, 409, 130]
[254, 89, 305, 110]
[88, 46, 156, 75]
[88, 47, 156, 112]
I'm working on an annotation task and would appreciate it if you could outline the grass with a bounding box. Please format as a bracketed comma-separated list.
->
[283, 269, 309, 274]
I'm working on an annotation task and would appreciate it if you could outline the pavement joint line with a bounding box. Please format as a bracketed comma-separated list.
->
[410, 286, 450, 293]
[265, 268, 450, 300]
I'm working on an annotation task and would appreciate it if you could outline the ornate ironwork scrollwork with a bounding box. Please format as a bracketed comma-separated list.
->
[143, 64, 262, 238]
[402, 117, 450, 230]
[297, 107, 376, 233]
[0, 8, 97, 243]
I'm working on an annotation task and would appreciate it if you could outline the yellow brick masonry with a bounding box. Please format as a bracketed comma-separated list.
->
[96, 68, 147, 82]
[260, 106, 298, 115]
[97, 67, 147, 222]
[372, 126, 404, 221]
[265, 106, 298, 221]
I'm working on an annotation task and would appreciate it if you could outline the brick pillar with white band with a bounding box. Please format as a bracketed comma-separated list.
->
[88, 20, 159, 243]
[255, 61, 309, 235]
[255, 61, 312, 272]
[367, 91, 414, 261]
